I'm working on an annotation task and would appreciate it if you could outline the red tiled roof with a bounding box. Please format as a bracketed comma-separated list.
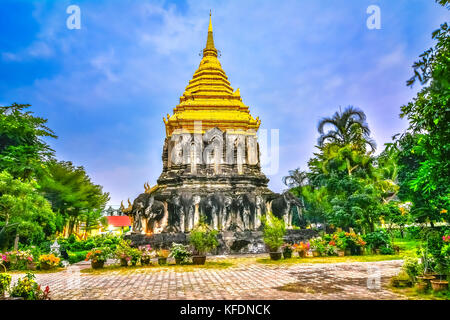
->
[106, 216, 131, 227]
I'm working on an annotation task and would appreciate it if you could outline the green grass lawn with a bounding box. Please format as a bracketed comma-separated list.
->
[393, 238, 421, 257]
[256, 254, 404, 265]
[389, 285, 450, 300]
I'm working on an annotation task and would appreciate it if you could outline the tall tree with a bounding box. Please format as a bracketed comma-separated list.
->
[0, 171, 56, 249]
[396, 13, 450, 223]
[0, 103, 56, 180]
[317, 106, 376, 152]
[38, 161, 110, 235]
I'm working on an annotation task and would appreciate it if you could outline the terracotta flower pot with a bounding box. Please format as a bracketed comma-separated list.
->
[192, 256, 206, 265]
[40, 262, 52, 270]
[430, 280, 448, 292]
[416, 281, 428, 292]
[337, 250, 345, 257]
[283, 251, 292, 259]
[158, 257, 168, 265]
[91, 261, 105, 269]
[298, 251, 306, 258]
[269, 252, 282, 261]
[312, 251, 319, 257]
[141, 258, 151, 265]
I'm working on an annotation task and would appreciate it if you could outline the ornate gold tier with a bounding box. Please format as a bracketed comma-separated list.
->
[163, 13, 261, 137]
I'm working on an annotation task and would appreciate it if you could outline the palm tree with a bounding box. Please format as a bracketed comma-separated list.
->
[282, 169, 308, 188]
[317, 106, 376, 152]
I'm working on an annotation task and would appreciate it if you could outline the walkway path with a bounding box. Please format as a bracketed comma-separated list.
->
[10, 255, 406, 300]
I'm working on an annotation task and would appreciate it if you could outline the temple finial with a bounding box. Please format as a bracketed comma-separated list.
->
[204, 10, 216, 55]
[209, 10, 212, 32]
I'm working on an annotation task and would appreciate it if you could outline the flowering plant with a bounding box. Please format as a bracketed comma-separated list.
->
[85, 247, 110, 263]
[292, 242, 310, 253]
[10, 273, 50, 300]
[169, 243, 191, 263]
[115, 239, 133, 261]
[0, 273, 11, 296]
[39, 254, 60, 268]
[140, 245, 156, 260]
[443, 235, 450, 243]
[310, 238, 327, 256]
[1, 251, 14, 263]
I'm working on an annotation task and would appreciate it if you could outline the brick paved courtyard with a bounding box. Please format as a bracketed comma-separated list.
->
[10, 255, 406, 300]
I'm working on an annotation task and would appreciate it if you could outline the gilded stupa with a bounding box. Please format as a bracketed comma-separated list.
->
[124, 14, 302, 238]
[163, 13, 261, 136]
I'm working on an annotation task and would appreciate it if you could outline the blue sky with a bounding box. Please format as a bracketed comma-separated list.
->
[1, 0, 448, 206]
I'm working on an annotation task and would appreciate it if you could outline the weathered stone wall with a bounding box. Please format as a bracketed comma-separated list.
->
[125, 229, 318, 255]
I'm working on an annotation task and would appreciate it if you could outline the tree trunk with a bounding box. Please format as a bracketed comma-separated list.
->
[13, 233, 19, 250]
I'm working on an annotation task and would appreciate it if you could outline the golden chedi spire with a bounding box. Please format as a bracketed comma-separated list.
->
[164, 12, 261, 137]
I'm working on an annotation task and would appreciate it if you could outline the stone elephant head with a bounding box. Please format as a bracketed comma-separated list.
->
[270, 191, 304, 228]
[130, 193, 153, 233]
[143, 196, 165, 234]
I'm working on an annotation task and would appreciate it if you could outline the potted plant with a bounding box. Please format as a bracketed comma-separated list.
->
[157, 249, 170, 265]
[402, 257, 420, 283]
[0, 273, 11, 298]
[115, 239, 132, 267]
[140, 245, 155, 265]
[85, 247, 110, 269]
[38, 254, 60, 270]
[430, 262, 449, 292]
[262, 212, 286, 260]
[281, 244, 293, 259]
[293, 242, 310, 258]
[189, 224, 219, 265]
[310, 238, 326, 257]
[170, 243, 191, 264]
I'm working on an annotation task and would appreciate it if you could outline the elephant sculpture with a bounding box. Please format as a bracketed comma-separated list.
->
[270, 191, 303, 228]
[232, 193, 258, 231]
[168, 192, 198, 232]
[143, 196, 165, 234]
[130, 193, 151, 233]
[200, 193, 232, 230]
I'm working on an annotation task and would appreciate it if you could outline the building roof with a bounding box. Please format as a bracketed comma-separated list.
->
[106, 216, 131, 227]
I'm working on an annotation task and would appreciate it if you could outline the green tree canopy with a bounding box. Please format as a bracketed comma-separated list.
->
[0, 103, 56, 180]
[0, 171, 56, 249]
[38, 161, 110, 235]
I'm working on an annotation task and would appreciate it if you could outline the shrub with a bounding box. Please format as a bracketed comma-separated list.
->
[10, 273, 50, 300]
[363, 230, 391, 251]
[402, 257, 421, 282]
[189, 224, 219, 255]
[261, 212, 286, 252]
[379, 246, 395, 255]
[67, 250, 89, 264]
[0, 273, 11, 296]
